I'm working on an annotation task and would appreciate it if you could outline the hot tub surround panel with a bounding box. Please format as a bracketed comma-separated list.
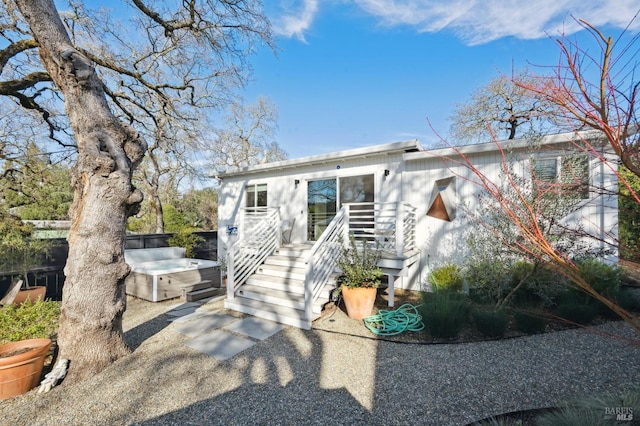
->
[124, 248, 220, 302]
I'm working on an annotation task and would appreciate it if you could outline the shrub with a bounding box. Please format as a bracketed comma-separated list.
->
[168, 228, 205, 258]
[514, 310, 547, 334]
[464, 259, 511, 305]
[472, 307, 508, 337]
[429, 264, 463, 292]
[420, 291, 470, 338]
[555, 302, 598, 325]
[508, 261, 565, 308]
[616, 287, 640, 312]
[0, 299, 60, 344]
[576, 258, 621, 299]
[536, 389, 640, 426]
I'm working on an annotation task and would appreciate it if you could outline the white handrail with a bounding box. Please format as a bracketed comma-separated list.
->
[225, 202, 417, 323]
[341, 202, 416, 255]
[304, 206, 347, 321]
[227, 208, 280, 300]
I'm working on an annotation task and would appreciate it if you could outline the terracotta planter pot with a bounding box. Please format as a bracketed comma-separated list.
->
[342, 286, 377, 320]
[0, 338, 52, 400]
[12, 287, 47, 306]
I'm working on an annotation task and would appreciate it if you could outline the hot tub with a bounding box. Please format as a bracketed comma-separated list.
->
[124, 248, 220, 302]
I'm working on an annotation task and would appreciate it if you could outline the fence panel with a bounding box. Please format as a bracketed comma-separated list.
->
[0, 232, 218, 302]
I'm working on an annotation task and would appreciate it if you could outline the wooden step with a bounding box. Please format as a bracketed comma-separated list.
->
[185, 287, 225, 302]
[264, 255, 307, 268]
[236, 284, 326, 313]
[180, 280, 214, 298]
[245, 273, 305, 293]
[275, 245, 312, 258]
[256, 264, 306, 280]
[244, 273, 337, 297]
[224, 297, 320, 330]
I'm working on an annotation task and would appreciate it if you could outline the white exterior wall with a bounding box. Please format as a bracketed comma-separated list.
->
[401, 145, 619, 290]
[217, 151, 407, 256]
[216, 136, 619, 291]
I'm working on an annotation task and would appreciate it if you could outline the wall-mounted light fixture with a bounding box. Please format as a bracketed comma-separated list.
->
[294, 179, 300, 188]
[384, 169, 390, 177]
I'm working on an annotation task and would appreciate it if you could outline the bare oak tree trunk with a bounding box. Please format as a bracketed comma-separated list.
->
[15, 0, 146, 383]
[152, 192, 165, 234]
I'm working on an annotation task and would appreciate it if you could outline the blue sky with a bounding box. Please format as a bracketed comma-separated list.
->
[243, 1, 640, 159]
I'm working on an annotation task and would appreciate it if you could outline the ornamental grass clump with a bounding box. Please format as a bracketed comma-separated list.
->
[617, 287, 640, 312]
[420, 291, 470, 339]
[513, 310, 548, 334]
[472, 307, 508, 338]
[536, 389, 640, 426]
[554, 302, 598, 325]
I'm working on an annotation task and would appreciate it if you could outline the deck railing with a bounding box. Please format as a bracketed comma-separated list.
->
[345, 202, 417, 256]
[304, 206, 347, 321]
[302, 201, 417, 321]
[226, 207, 280, 300]
[226, 202, 417, 322]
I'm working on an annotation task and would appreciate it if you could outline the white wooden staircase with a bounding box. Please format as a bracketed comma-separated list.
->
[224, 244, 338, 329]
[224, 203, 418, 330]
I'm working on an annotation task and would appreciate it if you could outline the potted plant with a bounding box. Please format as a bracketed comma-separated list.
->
[0, 214, 50, 306]
[337, 237, 383, 320]
[0, 338, 52, 399]
[0, 299, 60, 399]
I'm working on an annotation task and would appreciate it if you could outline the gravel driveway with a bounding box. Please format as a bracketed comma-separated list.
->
[1, 296, 639, 426]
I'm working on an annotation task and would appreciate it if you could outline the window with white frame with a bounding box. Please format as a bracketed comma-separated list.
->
[246, 183, 267, 208]
[532, 154, 590, 199]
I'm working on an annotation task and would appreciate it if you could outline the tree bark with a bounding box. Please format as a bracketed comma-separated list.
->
[152, 192, 165, 234]
[15, 0, 146, 384]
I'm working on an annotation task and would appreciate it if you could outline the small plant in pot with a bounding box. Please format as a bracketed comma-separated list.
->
[0, 299, 60, 399]
[336, 237, 383, 320]
[0, 215, 51, 307]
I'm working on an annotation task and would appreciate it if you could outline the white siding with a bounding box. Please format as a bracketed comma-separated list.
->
[217, 136, 619, 290]
[217, 152, 406, 255]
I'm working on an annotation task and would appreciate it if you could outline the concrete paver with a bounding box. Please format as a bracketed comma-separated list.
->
[185, 330, 256, 360]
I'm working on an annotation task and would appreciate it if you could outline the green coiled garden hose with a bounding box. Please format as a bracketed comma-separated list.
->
[363, 303, 425, 336]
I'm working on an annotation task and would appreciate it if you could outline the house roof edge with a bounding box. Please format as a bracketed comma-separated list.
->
[212, 139, 423, 179]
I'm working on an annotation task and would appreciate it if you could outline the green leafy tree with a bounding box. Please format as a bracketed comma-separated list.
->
[0, 211, 50, 285]
[619, 165, 640, 261]
[177, 187, 219, 231]
[1, 144, 72, 220]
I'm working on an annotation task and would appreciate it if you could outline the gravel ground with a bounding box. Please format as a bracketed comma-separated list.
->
[1, 296, 639, 426]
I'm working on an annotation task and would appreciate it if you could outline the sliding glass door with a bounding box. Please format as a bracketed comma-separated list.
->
[307, 179, 337, 241]
[307, 174, 374, 241]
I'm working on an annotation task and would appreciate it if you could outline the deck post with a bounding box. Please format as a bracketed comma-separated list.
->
[343, 205, 351, 242]
[395, 203, 404, 257]
[304, 261, 313, 322]
[226, 248, 235, 300]
[275, 207, 282, 248]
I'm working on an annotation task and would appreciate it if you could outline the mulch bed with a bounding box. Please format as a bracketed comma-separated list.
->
[319, 288, 622, 345]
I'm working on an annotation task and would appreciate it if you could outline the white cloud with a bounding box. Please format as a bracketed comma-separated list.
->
[271, 0, 320, 42]
[268, 0, 639, 44]
[354, 0, 640, 45]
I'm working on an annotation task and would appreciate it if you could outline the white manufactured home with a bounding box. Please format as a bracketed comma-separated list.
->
[216, 131, 618, 329]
